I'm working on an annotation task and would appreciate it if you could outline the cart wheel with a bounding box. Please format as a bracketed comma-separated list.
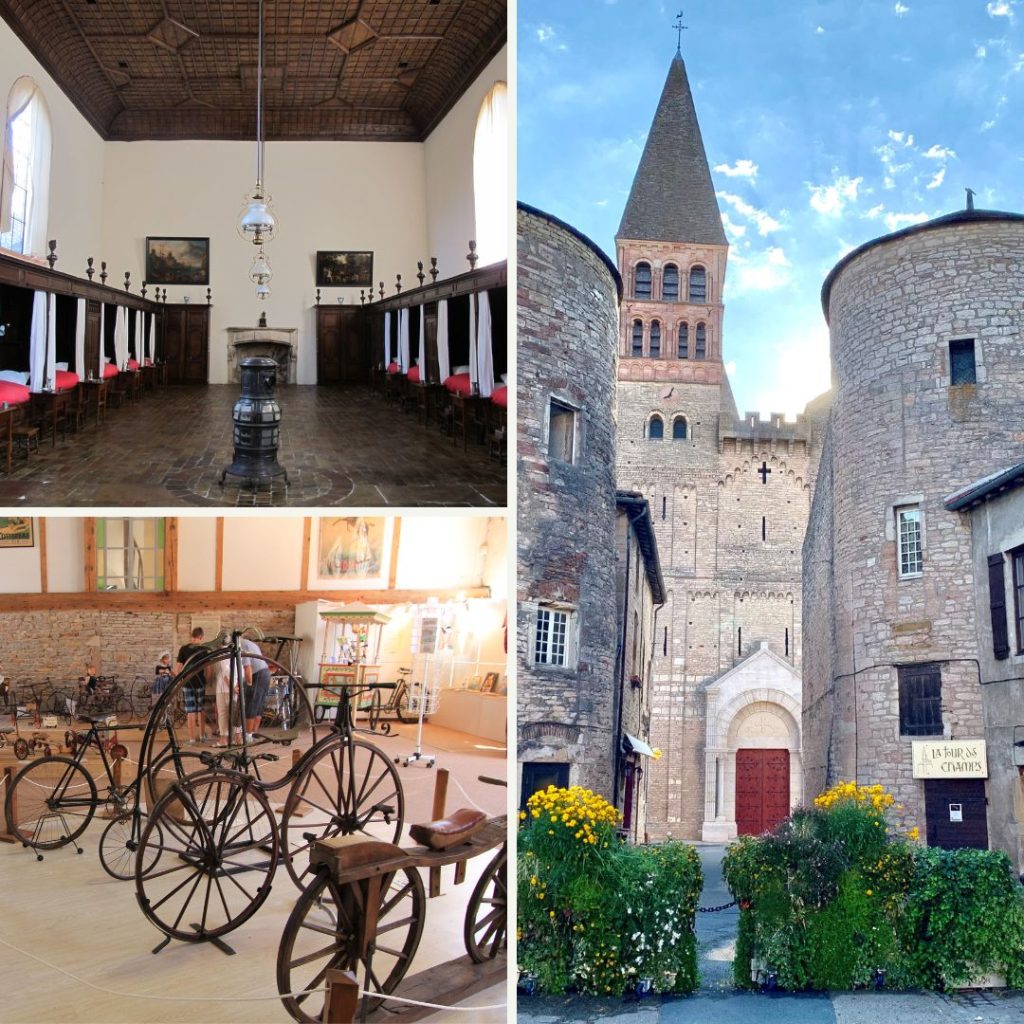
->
[63, 730, 75, 753]
[366, 689, 383, 733]
[279, 736, 405, 890]
[277, 866, 425, 1024]
[464, 847, 507, 962]
[135, 769, 278, 941]
[4, 756, 97, 849]
[109, 743, 129, 761]
[12, 738, 29, 761]
[99, 813, 163, 881]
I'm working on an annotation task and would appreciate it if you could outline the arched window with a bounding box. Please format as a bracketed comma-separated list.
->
[634, 262, 652, 299]
[647, 414, 664, 440]
[672, 416, 688, 440]
[695, 322, 707, 359]
[0, 77, 52, 257]
[688, 265, 707, 302]
[472, 81, 507, 265]
[662, 263, 679, 300]
[631, 319, 643, 357]
[677, 322, 689, 359]
[649, 320, 661, 358]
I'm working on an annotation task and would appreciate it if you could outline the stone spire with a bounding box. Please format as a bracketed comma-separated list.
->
[617, 54, 726, 246]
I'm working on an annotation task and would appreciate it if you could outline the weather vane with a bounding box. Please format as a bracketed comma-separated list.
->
[674, 10, 688, 53]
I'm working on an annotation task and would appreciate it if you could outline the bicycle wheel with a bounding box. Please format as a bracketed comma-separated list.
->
[135, 769, 278, 941]
[277, 865, 425, 1024]
[464, 847, 507, 962]
[145, 748, 207, 809]
[99, 813, 163, 881]
[279, 737, 404, 890]
[395, 687, 412, 724]
[5, 756, 97, 850]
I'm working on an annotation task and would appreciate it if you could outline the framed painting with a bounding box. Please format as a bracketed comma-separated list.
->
[316, 250, 373, 288]
[0, 517, 33, 548]
[145, 237, 210, 285]
[480, 671, 499, 694]
[315, 517, 394, 587]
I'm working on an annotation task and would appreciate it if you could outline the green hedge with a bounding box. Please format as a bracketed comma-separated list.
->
[723, 789, 1024, 991]
[517, 785, 702, 995]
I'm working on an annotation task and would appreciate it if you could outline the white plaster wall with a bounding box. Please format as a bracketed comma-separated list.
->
[99, 140, 428, 384]
[423, 47, 507, 273]
[46, 517, 84, 593]
[0, 520, 41, 593]
[176, 517, 218, 592]
[395, 516, 492, 590]
[222, 516, 304, 591]
[0, 21, 105, 272]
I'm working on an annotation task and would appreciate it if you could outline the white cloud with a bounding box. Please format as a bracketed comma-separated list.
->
[864, 203, 886, 219]
[730, 247, 792, 293]
[535, 24, 567, 50]
[883, 211, 929, 231]
[721, 212, 748, 240]
[926, 167, 946, 190]
[987, 1, 1012, 17]
[724, 360, 737, 377]
[923, 144, 957, 159]
[815, 25, 825, 34]
[981, 118, 997, 131]
[714, 159, 759, 180]
[976, 44, 988, 57]
[716, 191, 782, 235]
[595, 198, 608, 207]
[887, 129, 915, 146]
[746, 324, 832, 418]
[807, 175, 863, 216]
[894, 2, 910, 15]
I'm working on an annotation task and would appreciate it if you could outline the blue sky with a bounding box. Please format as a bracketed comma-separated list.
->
[518, 0, 1024, 416]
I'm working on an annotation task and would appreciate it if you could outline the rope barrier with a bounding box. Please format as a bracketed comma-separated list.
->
[0, 935, 505, 1011]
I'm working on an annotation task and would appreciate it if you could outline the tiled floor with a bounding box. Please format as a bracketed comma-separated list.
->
[0, 384, 507, 507]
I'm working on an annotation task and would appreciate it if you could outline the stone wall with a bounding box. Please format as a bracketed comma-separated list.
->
[517, 205, 622, 799]
[804, 214, 1024, 834]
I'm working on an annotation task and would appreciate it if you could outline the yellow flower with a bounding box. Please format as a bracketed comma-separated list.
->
[907, 826, 920, 841]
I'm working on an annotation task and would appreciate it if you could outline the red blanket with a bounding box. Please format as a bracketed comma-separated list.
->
[388, 361, 401, 374]
[407, 365, 421, 383]
[127, 358, 140, 371]
[102, 363, 119, 379]
[55, 370, 79, 390]
[0, 381, 30, 406]
[490, 385, 507, 407]
[444, 372, 472, 396]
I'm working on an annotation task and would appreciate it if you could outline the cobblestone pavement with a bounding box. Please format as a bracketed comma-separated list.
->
[517, 844, 1024, 1023]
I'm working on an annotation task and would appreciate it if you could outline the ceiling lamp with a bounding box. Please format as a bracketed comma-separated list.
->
[238, 0, 278, 247]
[250, 248, 272, 299]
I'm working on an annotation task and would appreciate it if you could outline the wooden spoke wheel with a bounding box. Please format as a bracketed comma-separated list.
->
[99, 813, 163, 881]
[145, 749, 207, 808]
[135, 769, 278, 941]
[279, 737, 404, 890]
[276, 866, 425, 1024]
[12, 737, 29, 761]
[464, 847, 507, 962]
[4, 756, 97, 850]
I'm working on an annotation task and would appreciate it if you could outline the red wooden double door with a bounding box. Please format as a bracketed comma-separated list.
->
[735, 748, 790, 835]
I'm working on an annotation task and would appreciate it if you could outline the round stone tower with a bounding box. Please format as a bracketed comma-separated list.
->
[516, 202, 622, 801]
[803, 208, 1024, 835]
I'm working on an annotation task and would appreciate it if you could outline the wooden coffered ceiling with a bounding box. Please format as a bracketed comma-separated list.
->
[0, 0, 507, 141]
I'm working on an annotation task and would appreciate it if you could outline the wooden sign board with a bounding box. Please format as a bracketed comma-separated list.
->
[911, 739, 988, 779]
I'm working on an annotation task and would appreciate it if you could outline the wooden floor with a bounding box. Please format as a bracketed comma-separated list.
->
[0, 721, 508, 1023]
[0, 385, 507, 507]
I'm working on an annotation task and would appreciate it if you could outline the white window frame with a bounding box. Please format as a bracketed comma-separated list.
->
[532, 603, 578, 670]
[547, 397, 580, 465]
[896, 505, 924, 579]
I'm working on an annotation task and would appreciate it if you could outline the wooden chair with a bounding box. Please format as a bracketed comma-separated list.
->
[13, 424, 39, 461]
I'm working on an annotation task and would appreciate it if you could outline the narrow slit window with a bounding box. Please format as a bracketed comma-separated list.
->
[737, 627, 742, 656]
[677, 323, 689, 359]
[631, 320, 643, 357]
[761, 516, 766, 542]
[649, 320, 661, 358]
[695, 323, 707, 360]
[663, 625, 668, 656]
[661, 496, 667, 520]
[784, 627, 790, 657]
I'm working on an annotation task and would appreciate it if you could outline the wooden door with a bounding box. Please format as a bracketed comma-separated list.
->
[924, 779, 988, 850]
[84, 300, 101, 377]
[317, 307, 365, 384]
[162, 306, 209, 383]
[735, 748, 790, 835]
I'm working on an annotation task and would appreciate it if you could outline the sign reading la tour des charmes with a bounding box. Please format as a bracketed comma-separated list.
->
[911, 739, 988, 779]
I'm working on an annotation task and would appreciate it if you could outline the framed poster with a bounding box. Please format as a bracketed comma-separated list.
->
[316, 250, 373, 288]
[315, 517, 394, 587]
[480, 671, 499, 694]
[0, 517, 33, 548]
[145, 237, 210, 285]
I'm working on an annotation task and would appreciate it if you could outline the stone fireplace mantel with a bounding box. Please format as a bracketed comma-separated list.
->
[226, 327, 298, 384]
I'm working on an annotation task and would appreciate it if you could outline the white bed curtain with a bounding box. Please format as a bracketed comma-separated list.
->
[437, 300, 450, 383]
[417, 305, 425, 379]
[0, 77, 51, 256]
[74, 297, 86, 377]
[45, 293, 55, 390]
[98, 304, 106, 376]
[28, 289, 47, 392]
[476, 290, 494, 398]
[114, 306, 129, 369]
[468, 293, 478, 390]
[383, 311, 391, 367]
[133, 309, 143, 362]
[147, 313, 156, 363]
[398, 307, 411, 373]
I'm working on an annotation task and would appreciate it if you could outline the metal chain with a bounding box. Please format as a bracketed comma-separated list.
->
[696, 900, 737, 913]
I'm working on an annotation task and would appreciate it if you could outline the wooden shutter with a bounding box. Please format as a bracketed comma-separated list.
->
[988, 553, 1010, 660]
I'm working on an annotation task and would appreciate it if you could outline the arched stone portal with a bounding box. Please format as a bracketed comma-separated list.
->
[700, 642, 803, 841]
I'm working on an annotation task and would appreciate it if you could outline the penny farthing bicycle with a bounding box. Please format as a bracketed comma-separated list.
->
[129, 629, 405, 948]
